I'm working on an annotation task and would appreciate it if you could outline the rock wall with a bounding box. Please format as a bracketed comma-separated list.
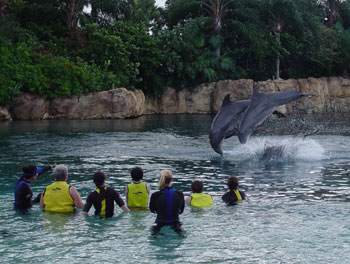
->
[1, 77, 350, 121]
[8, 88, 145, 120]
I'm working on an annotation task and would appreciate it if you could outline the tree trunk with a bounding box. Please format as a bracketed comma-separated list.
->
[275, 32, 280, 79]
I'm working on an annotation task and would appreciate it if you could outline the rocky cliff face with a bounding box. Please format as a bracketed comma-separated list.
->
[1, 77, 349, 121]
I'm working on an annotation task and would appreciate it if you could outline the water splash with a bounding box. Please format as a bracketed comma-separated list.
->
[226, 136, 325, 161]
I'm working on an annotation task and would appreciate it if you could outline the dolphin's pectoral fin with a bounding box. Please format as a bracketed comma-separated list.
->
[272, 110, 287, 118]
[224, 129, 237, 139]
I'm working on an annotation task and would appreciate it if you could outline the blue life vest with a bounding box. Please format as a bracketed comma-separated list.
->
[14, 180, 30, 206]
[163, 188, 175, 223]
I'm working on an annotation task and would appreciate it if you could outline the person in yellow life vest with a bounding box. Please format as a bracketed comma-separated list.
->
[222, 176, 246, 205]
[185, 180, 213, 208]
[40, 165, 83, 213]
[82, 171, 129, 218]
[125, 166, 150, 209]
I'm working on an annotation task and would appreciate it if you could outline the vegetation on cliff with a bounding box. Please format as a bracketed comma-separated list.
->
[0, 0, 350, 105]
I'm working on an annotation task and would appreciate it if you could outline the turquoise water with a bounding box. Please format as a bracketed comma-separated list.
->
[0, 114, 350, 263]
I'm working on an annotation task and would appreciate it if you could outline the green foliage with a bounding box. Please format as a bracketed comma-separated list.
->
[1, 0, 350, 105]
[0, 42, 118, 105]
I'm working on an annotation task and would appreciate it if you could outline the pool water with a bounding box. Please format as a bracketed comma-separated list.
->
[0, 114, 349, 263]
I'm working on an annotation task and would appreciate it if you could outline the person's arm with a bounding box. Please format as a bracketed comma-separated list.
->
[185, 195, 192, 205]
[240, 190, 246, 200]
[178, 191, 185, 214]
[40, 192, 44, 208]
[69, 186, 84, 208]
[149, 192, 158, 213]
[38, 164, 56, 177]
[113, 189, 129, 213]
[146, 183, 151, 194]
[124, 185, 128, 204]
[82, 193, 93, 215]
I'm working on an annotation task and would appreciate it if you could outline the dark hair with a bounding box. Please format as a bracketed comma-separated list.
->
[131, 166, 143, 181]
[22, 165, 37, 179]
[191, 180, 204, 193]
[227, 176, 239, 191]
[93, 171, 106, 188]
[93, 171, 106, 202]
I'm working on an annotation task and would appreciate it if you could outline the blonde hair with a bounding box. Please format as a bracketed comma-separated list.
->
[158, 170, 173, 190]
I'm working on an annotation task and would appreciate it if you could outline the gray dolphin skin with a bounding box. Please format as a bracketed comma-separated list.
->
[237, 86, 309, 144]
[209, 95, 250, 155]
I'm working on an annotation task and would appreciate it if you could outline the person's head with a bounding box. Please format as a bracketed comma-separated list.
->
[93, 171, 106, 188]
[191, 180, 204, 193]
[53, 165, 68, 181]
[227, 176, 239, 191]
[130, 166, 143, 182]
[22, 165, 42, 180]
[158, 170, 173, 190]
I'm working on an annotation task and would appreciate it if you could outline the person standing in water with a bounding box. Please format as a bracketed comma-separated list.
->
[186, 180, 213, 208]
[222, 176, 246, 205]
[125, 166, 150, 209]
[150, 170, 184, 234]
[40, 165, 83, 213]
[14, 164, 55, 213]
[83, 171, 129, 217]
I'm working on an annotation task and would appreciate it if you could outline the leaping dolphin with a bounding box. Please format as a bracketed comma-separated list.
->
[209, 94, 287, 155]
[238, 86, 310, 144]
[210, 95, 250, 155]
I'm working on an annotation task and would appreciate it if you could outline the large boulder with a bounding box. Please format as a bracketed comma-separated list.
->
[11, 93, 50, 120]
[50, 88, 145, 119]
[0, 107, 12, 121]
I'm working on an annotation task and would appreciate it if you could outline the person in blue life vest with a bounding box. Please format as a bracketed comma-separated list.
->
[149, 170, 185, 234]
[14, 164, 55, 213]
[185, 180, 213, 208]
[40, 165, 83, 213]
[83, 171, 129, 217]
[125, 166, 150, 209]
[222, 176, 246, 205]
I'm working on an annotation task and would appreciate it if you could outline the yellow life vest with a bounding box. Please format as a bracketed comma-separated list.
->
[234, 189, 243, 202]
[190, 193, 213, 208]
[96, 187, 106, 218]
[43, 181, 74, 213]
[127, 182, 149, 208]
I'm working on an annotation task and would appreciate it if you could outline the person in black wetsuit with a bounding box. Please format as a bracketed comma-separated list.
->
[149, 170, 184, 234]
[82, 171, 129, 218]
[14, 164, 55, 213]
[222, 176, 246, 205]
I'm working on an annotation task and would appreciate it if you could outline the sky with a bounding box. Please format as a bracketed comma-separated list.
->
[155, 0, 166, 7]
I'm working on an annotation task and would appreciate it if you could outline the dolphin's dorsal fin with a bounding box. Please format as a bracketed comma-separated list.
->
[252, 85, 261, 101]
[222, 94, 231, 107]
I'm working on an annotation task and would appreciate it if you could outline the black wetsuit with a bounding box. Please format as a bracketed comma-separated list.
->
[14, 166, 52, 213]
[222, 189, 246, 205]
[83, 187, 125, 218]
[149, 187, 184, 233]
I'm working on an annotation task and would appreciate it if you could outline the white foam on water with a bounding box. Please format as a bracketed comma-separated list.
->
[225, 136, 325, 161]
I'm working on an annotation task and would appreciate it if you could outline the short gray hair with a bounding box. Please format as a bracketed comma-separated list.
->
[53, 165, 68, 181]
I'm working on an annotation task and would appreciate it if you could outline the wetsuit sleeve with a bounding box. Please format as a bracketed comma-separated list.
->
[83, 193, 93, 212]
[240, 190, 246, 200]
[176, 191, 185, 214]
[15, 184, 33, 210]
[149, 192, 159, 213]
[37, 165, 52, 178]
[112, 189, 125, 207]
[222, 191, 237, 205]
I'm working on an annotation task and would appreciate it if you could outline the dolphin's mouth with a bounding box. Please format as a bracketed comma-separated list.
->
[238, 132, 248, 144]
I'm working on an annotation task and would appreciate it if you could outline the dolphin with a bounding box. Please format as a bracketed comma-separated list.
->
[210, 95, 250, 155]
[209, 94, 286, 155]
[238, 86, 310, 144]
